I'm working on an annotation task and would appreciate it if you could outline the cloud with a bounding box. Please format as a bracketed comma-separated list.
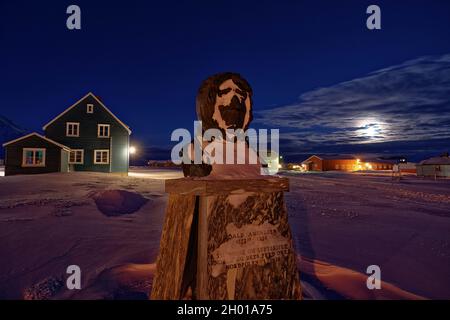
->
[254, 54, 450, 159]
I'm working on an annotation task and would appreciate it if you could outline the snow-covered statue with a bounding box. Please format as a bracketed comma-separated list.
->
[197, 72, 253, 133]
[152, 73, 300, 300]
[183, 72, 261, 178]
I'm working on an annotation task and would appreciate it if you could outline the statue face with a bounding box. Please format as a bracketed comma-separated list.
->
[212, 79, 252, 131]
[196, 73, 253, 132]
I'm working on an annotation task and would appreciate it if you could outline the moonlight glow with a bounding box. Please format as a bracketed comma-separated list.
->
[356, 119, 386, 142]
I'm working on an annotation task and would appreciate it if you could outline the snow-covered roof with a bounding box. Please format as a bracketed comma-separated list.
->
[302, 154, 355, 162]
[2, 132, 71, 151]
[419, 156, 450, 165]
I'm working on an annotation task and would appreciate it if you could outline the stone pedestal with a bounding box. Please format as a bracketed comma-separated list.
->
[151, 177, 301, 300]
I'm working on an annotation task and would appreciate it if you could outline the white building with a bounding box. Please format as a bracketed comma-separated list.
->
[416, 155, 450, 178]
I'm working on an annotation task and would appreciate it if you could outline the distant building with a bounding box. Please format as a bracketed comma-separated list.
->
[416, 155, 450, 178]
[2, 92, 131, 176]
[359, 158, 396, 171]
[147, 160, 180, 168]
[394, 162, 417, 174]
[301, 155, 355, 171]
[300, 155, 395, 172]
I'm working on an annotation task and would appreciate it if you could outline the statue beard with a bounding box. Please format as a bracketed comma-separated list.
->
[217, 95, 247, 130]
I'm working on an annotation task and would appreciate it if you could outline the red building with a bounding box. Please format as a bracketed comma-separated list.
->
[301, 155, 395, 172]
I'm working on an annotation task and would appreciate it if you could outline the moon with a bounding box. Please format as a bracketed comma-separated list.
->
[364, 125, 378, 137]
[357, 119, 385, 141]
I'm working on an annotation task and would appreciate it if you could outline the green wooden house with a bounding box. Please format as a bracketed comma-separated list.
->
[2, 133, 71, 176]
[3, 92, 131, 176]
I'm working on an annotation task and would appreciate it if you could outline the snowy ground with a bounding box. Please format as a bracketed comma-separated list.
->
[0, 169, 174, 299]
[283, 170, 450, 299]
[0, 168, 449, 299]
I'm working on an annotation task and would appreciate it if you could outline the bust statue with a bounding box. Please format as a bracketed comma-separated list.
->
[152, 73, 300, 300]
[183, 72, 260, 178]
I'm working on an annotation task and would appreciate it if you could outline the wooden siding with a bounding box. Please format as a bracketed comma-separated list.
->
[369, 162, 394, 170]
[5, 135, 64, 176]
[60, 150, 69, 172]
[111, 135, 130, 172]
[323, 159, 357, 171]
[417, 165, 450, 177]
[44, 95, 129, 173]
[302, 156, 395, 172]
[302, 156, 323, 171]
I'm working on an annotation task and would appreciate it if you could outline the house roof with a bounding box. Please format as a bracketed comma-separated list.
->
[320, 154, 356, 160]
[42, 92, 132, 134]
[419, 156, 450, 165]
[301, 154, 356, 163]
[2, 132, 71, 151]
[360, 158, 397, 164]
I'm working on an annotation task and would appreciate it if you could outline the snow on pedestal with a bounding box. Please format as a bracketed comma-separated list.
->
[151, 176, 301, 300]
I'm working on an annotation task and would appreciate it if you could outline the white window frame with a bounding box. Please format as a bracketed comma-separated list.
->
[94, 149, 110, 164]
[66, 122, 80, 137]
[87, 104, 94, 113]
[69, 149, 84, 164]
[22, 148, 46, 167]
[97, 124, 110, 138]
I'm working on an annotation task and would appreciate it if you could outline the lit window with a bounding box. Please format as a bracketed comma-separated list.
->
[66, 122, 80, 137]
[98, 124, 110, 138]
[22, 148, 46, 167]
[69, 149, 84, 164]
[94, 150, 109, 164]
[87, 104, 94, 113]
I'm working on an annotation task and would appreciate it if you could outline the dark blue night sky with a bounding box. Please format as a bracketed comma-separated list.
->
[1, 0, 450, 161]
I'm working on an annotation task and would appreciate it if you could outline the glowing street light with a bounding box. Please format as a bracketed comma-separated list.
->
[355, 159, 362, 171]
[129, 146, 136, 155]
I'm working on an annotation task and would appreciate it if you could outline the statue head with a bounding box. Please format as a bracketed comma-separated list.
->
[196, 72, 253, 132]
